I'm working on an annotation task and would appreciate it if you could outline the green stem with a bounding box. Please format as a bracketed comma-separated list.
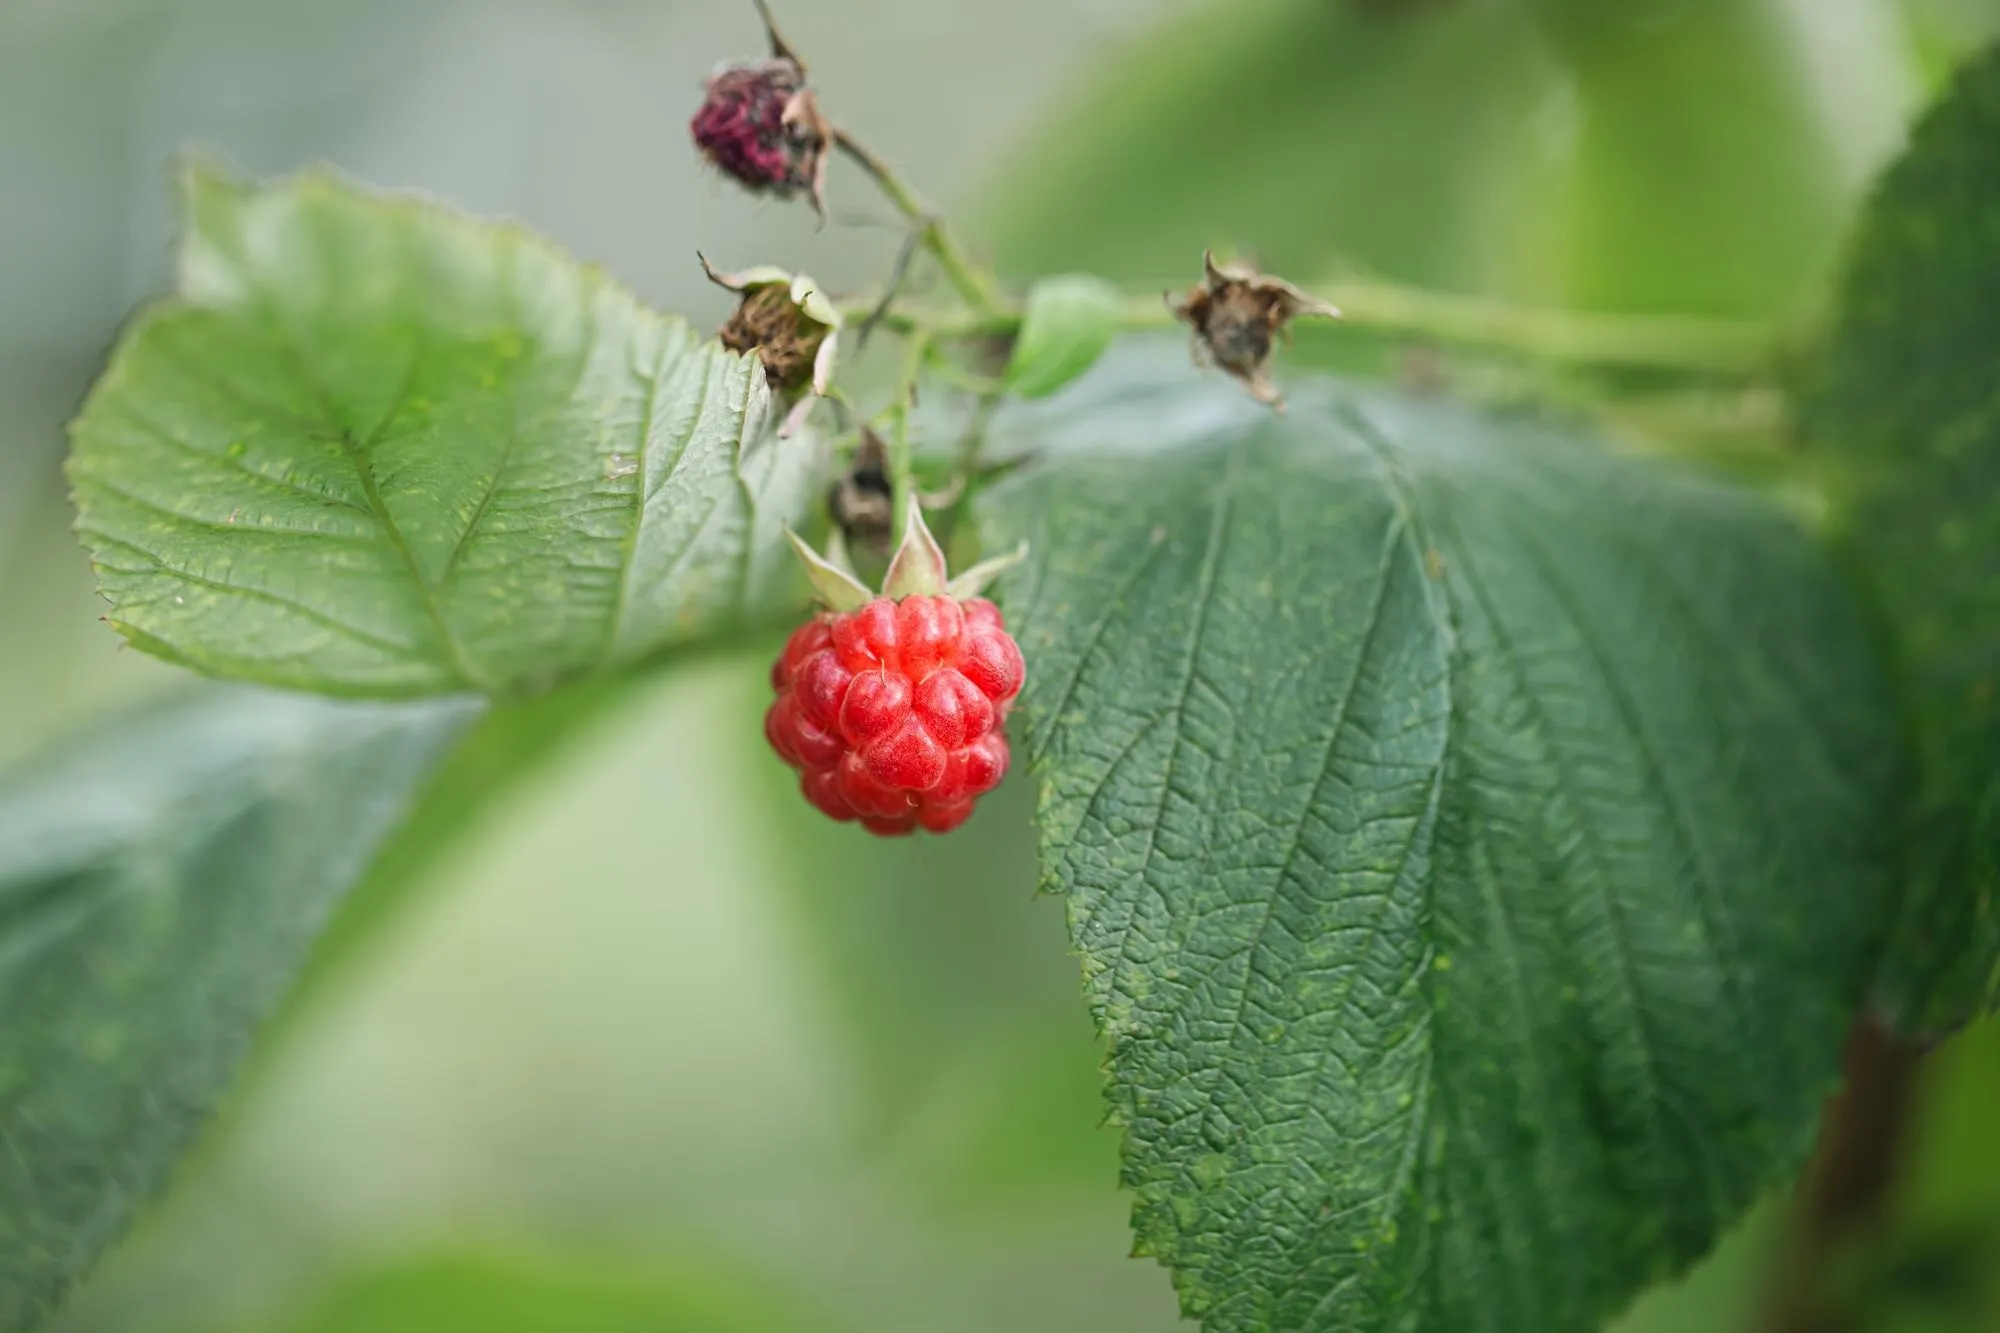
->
[848, 282, 1784, 379]
[831, 127, 1002, 315]
[923, 346, 1006, 398]
[1114, 284, 1781, 376]
[880, 327, 930, 545]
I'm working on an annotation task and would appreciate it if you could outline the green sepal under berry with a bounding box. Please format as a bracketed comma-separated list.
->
[790, 493, 1023, 610]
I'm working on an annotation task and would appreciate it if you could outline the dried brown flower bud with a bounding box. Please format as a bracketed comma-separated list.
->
[1169, 251, 1340, 409]
[688, 7, 830, 217]
[703, 257, 842, 437]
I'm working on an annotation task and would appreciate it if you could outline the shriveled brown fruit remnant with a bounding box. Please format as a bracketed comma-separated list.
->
[687, 4, 830, 217]
[721, 284, 827, 393]
[830, 428, 895, 554]
[1170, 251, 1340, 409]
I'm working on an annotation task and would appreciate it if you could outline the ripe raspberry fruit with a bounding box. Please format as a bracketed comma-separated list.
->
[766, 496, 1028, 837]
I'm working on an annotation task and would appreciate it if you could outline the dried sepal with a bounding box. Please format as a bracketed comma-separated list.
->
[1169, 250, 1340, 410]
[698, 256, 795, 293]
[882, 492, 949, 599]
[795, 481, 1026, 608]
[803, 324, 841, 426]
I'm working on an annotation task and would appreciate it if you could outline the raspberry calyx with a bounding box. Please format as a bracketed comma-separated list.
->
[766, 496, 1028, 837]
[1169, 251, 1340, 410]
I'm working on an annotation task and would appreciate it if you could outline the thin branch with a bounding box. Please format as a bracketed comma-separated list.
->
[855, 222, 928, 349]
[831, 126, 1001, 314]
[1121, 282, 1781, 376]
[847, 282, 1783, 380]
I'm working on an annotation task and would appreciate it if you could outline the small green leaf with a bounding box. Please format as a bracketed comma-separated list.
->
[978, 357, 1900, 1333]
[1004, 274, 1123, 399]
[1810, 38, 2000, 1030]
[68, 163, 817, 699]
[0, 686, 473, 1330]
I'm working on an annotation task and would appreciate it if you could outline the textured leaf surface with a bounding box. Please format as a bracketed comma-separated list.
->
[1005, 274, 1123, 399]
[69, 165, 815, 698]
[978, 358, 1900, 1333]
[1811, 40, 2000, 1030]
[0, 686, 472, 1330]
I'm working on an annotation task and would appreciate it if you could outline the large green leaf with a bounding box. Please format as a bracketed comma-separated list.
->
[976, 356, 1901, 1333]
[0, 687, 472, 1330]
[68, 164, 816, 699]
[1810, 40, 2000, 1030]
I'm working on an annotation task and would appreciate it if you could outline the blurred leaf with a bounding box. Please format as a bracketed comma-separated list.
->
[976, 355, 1901, 1333]
[751, 744, 1122, 1185]
[263, 1247, 819, 1333]
[1602, 1196, 1783, 1333]
[1900, 0, 2000, 83]
[279, 667, 660, 1035]
[989, 0, 1910, 320]
[1809, 39, 2000, 1031]
[1523, 0, 1898, 316]
[0, 686, 473, 1332]
[68, 162, 816, 699]
[1006, 274, 1124, 399]
[1903, 1017, 2000, 1225]
[889, 1010, 1116, 1211]
[988, 1, 1557, 296]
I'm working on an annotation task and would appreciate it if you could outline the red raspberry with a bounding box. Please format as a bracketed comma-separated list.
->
[769, 492, 1028, 836]
[766, 594, 1025, 836]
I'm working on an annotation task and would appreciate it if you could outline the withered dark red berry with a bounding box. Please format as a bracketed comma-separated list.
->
[1170, 251, 1340, 409]
[690, 57, 829, 213]
[766, 496, 1029, 837]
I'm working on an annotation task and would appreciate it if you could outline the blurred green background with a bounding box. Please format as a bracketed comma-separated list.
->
[4, 2, 2000, 1330]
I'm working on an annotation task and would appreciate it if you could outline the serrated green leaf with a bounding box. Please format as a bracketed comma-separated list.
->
[977, 359, 1901, 1333]
[1810, 39, 2000, 1031]
[0, 686, 473, 1331]
[1005, 274, 1124, 399]
[68, 163, 817, 699]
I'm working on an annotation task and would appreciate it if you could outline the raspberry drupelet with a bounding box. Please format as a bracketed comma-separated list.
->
[766, 496, 1028, 837]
